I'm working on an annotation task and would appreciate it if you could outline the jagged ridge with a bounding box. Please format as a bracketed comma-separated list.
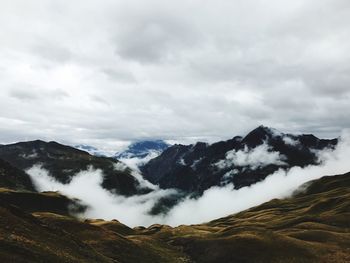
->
[141, 126, 338, 194]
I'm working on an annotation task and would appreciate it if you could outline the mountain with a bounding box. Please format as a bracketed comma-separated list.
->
[116, 140, 170, 170]
[0, 171, 348, 262]
[0, 140, 151, 196]
[0, 158, 36, 191]
[141, 126, 338, 194]
[116, 140, 170, 159]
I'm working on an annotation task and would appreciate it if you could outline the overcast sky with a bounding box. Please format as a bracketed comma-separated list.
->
[0, 0, 349, 151]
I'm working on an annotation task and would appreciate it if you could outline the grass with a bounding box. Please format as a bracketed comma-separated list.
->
[0, 172, 349, 262]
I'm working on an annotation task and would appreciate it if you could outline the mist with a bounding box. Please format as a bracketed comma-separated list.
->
[118, 150, 163, 172]
[27, 165, 176, 226]
[27, 130, 350, 227]
[216, 142, 287, 170]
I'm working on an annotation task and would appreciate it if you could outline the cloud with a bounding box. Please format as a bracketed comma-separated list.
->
[9, 87, 68, 102]
[0, 0, 349, 149]
[283, 136, 299, 146]
[216, 143, 287, 170]
[30, 41, 72, 64]
[27, 130, 350, 227]
[27, 165, 177, 227]
[118, 150, 164, 172]
[112, 1, 201, 64]
[9, 87, 39, 101]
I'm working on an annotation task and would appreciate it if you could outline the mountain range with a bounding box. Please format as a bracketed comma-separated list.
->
[141, 126, 337, 195]
[0, 126, 348, 262]
[0, 140, 152, 196]
[0, 127, 339, 212]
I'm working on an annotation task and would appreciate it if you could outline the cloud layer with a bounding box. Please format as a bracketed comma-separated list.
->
[0, 0, 350, 150]
[216, 143, 287, 170]
[27, 165, 176, 226]
[27, 130, 350, 227]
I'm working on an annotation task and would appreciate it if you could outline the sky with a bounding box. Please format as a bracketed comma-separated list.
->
[1, 0, 349, 151]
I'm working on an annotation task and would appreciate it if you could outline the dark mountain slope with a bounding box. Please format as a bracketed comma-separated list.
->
[0, 159, 36, 191]
[0, 172, 349, 262]
[0, 140, 150, 196]
[141, 126, 337, 194]
[0, 188, 86, 216]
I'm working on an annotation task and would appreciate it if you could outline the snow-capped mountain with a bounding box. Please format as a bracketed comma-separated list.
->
[115, 140, 170, 170]
[115, 140, 170, 159]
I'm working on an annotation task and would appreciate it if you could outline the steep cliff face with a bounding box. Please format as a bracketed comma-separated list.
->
[141, 126, 338, 194]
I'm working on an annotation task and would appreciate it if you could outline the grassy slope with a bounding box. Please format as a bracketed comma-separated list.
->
[0, 172, 349, 262]
[0, 190, 191, 263]
[150, 172, 350, 263]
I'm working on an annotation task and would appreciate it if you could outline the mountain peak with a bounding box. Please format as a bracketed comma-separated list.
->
[241, 126, 277, 147]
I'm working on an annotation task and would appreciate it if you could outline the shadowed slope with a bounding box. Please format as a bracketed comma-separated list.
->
[0, 189, 86, 216]
[0, 159, 36, 191]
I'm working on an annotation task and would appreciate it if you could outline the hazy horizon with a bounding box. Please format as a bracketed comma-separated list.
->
[0, 125, 342, 154]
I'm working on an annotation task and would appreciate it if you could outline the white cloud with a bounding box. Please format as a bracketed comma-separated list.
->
[0, 0, 349, 148]
[118, 150, 163, 172]
[283, 136, 299, 146]
[27, 165, 177, 227]
[216, 143, 287, 170]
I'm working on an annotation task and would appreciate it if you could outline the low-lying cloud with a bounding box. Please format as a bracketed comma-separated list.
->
[28, 130, 350, 227]
[27, 165, 176, 226]
[216, 143, 287, 170]
[119, 150, 163, 172]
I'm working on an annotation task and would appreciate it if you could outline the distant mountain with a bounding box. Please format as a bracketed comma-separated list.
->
[115, 140, 170, 170]
[0, 140, 151, 196]
[116, 140, 170, 159]
[141, 126, 338, 194]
